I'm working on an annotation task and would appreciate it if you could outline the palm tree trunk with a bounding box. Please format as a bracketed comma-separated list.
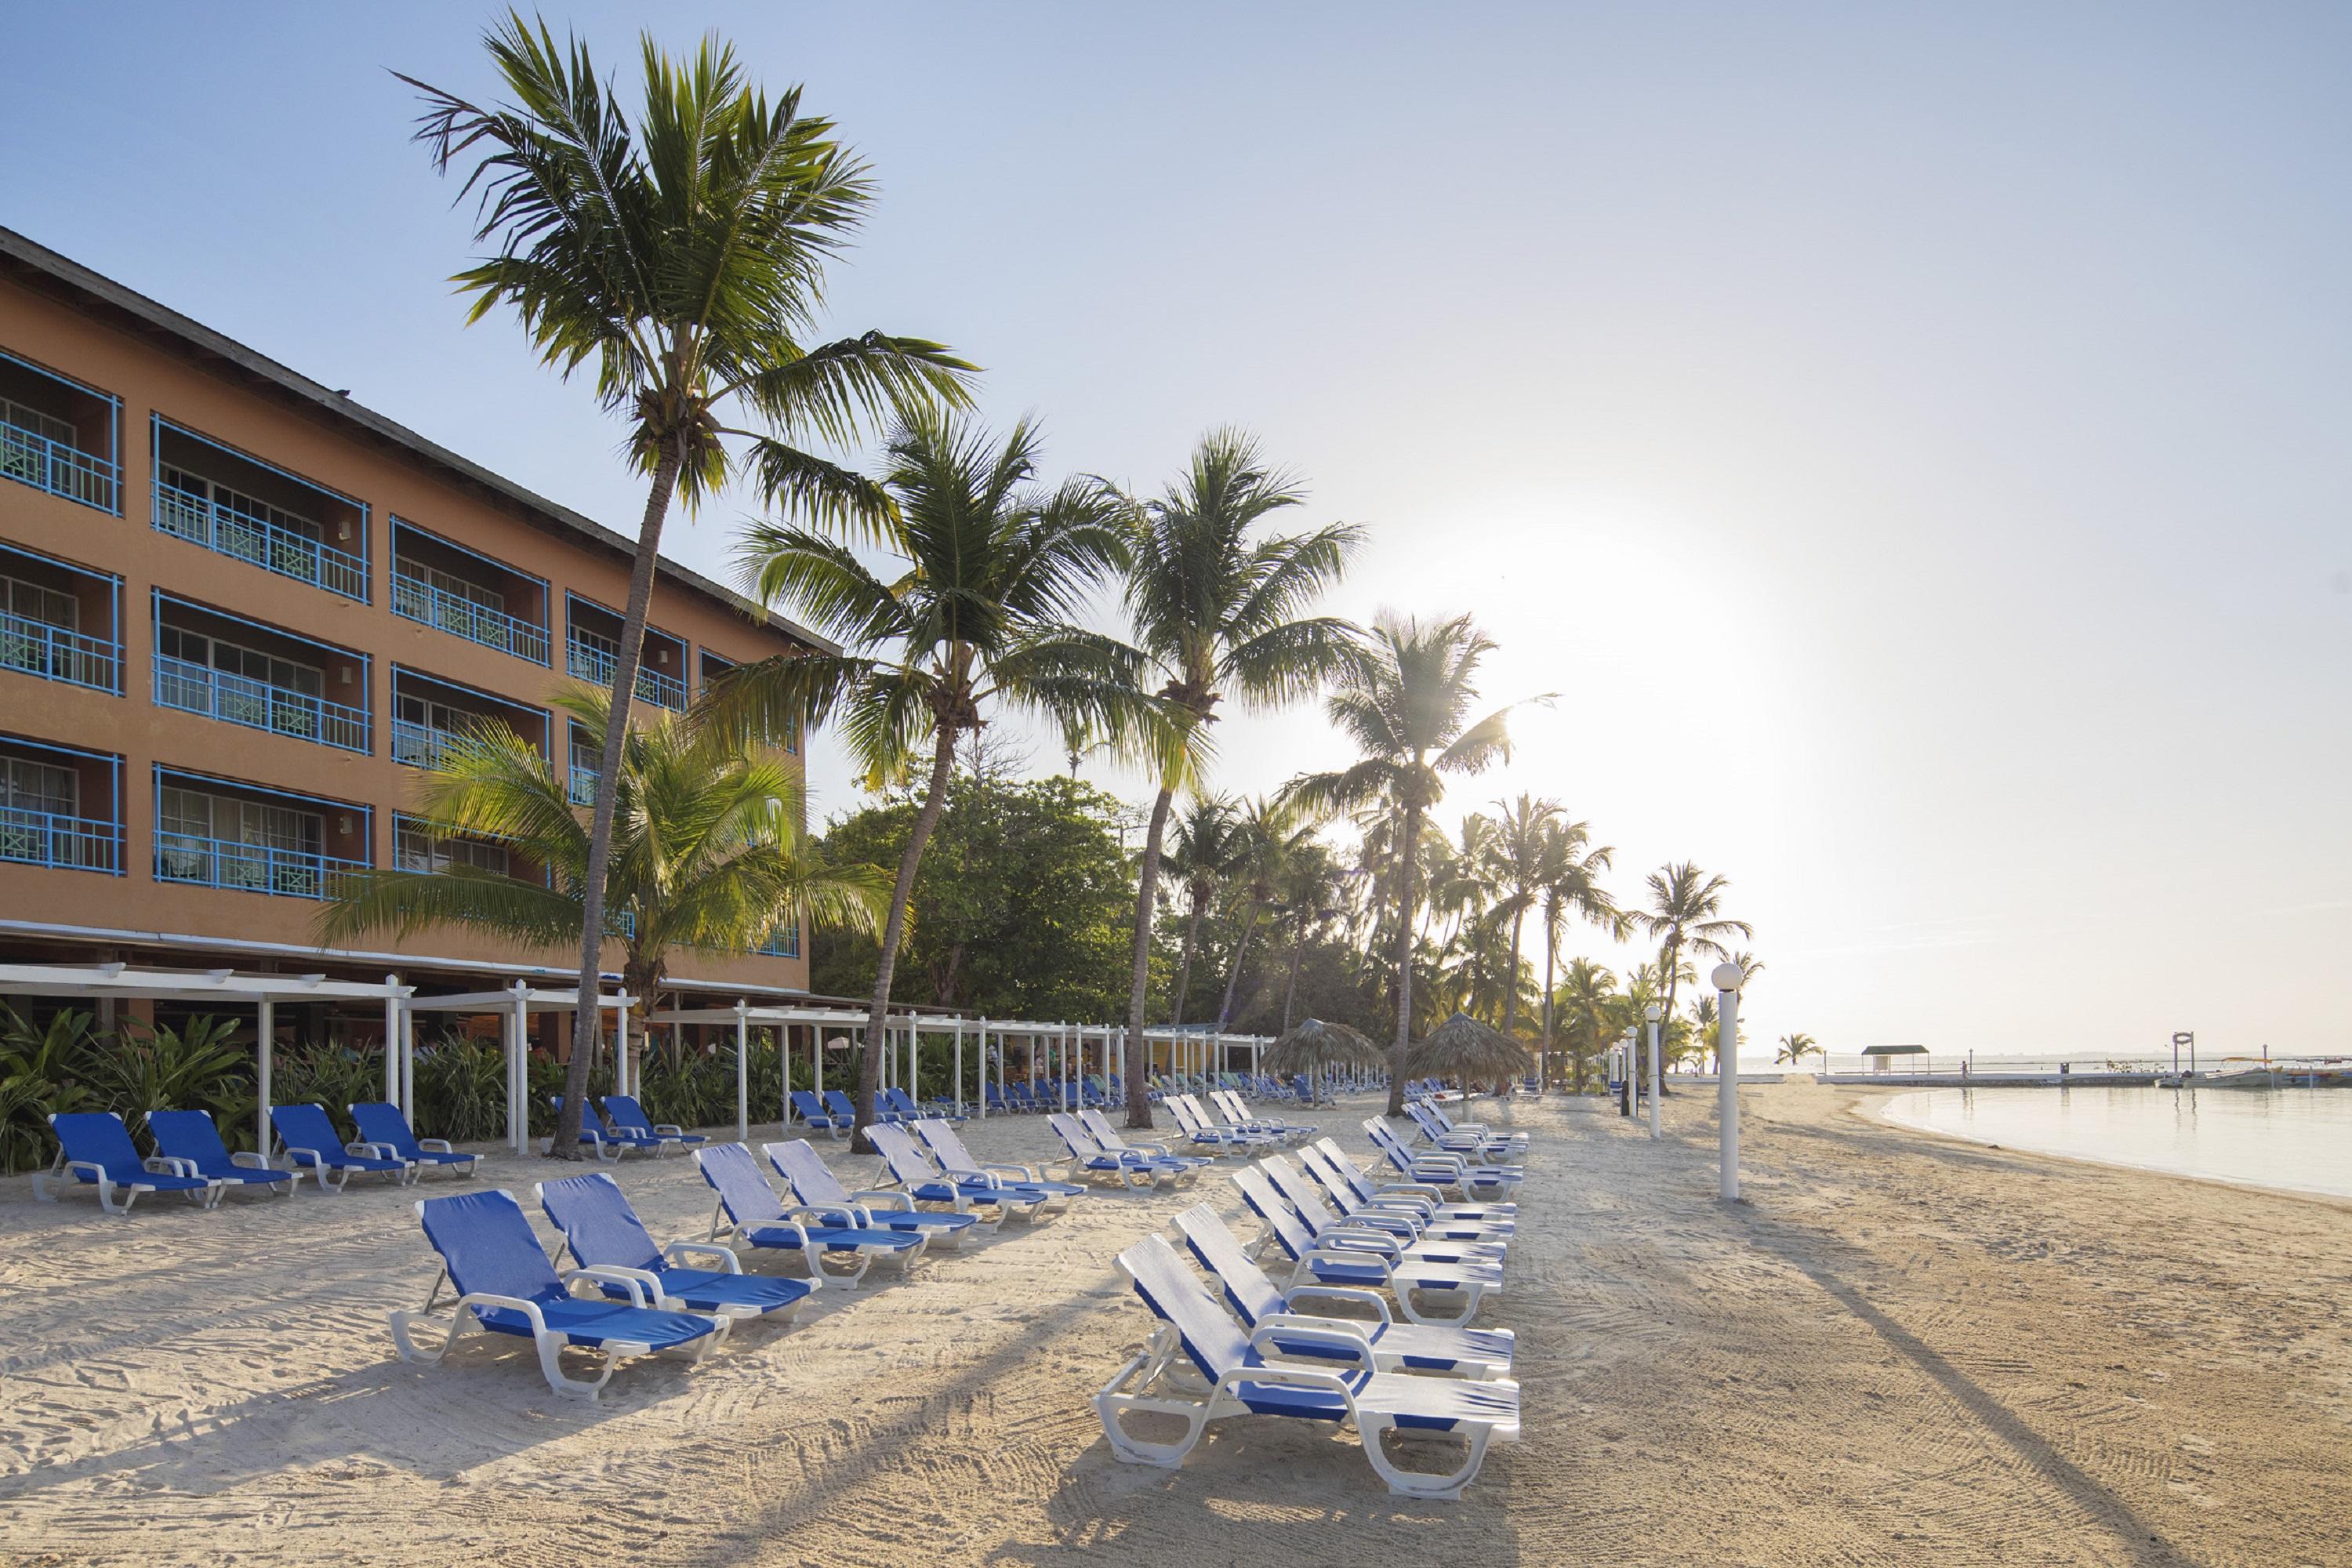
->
[1171, 892, 1206, 1026]
[1501, 906, 1525, 1040]
[1540, 913, 1556, 1090]
[1281, 922, 1307, 1032]
[1658, 935, 1680, 1097]
[852, 724, 958, 1152]
[1123, 785, 1174, 1128]
[1215, 901, 1260, 1028]
[1385, 802, 1421, 1117]
[557, 444, 681, 1158]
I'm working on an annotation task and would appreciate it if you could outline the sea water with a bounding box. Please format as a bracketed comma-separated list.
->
[1881, 1084, 2352, 1200]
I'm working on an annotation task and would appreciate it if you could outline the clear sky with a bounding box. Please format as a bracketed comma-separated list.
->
[7, 4, 2347, 1061]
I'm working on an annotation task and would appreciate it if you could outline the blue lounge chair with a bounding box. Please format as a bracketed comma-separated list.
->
[1078, 1107, 1211, 1181]
[789, 1089, 852, 1139]
[1172, 1201, 1515, 1380]
[33, 1111, 223, 1214]
[823, 1087, 893, 1127]
[272, 1102, 412, 1190]
[1293, 1145, 1514, 1244]
[1365, 1117, 1522, 1201]
[389, 1188, 725, 1399]
[695, 1141, 925, 1284]
[1211, 1088, 1315, 1144]
[884, 1086, 964, 1127]
[764, 1137, 978, 1250]
[537, 1171, 814, 1319]
[598, 1094, 704, 1153]
[1164, 1094, 1276, 1156]
[865, 1123, 1043, 1225]
[1306, 1136, 1512, 1225]
[550, 1095, 664, 1161]
[1261, 1155, 1507, 1267]
[912, 1119, 1083, 1212]
[1094, 1234, 1519, 1499]
[983, 1083, 1014, 1116]
[147, 1108, 300, 1200]
[349, 1102, 478, 1180]
[1044, 1112, 1174, 1189]
[1231, 1163, 1500, 1327]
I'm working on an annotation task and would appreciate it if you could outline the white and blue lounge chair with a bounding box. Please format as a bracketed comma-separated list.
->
[1406, 1099, 1528, 1160]
[789, 1090, 852, 1139]
[1166, 1094, 1278, 1156]
[866, 1123, 1044, 1225]
[1094, 1234, 1519, 1499]
[1044, 1112, 1176, 1189]
[550, 1095, 664, 1160]
[1366, 1118, 1522, 1201]
[389, 1188, 726, 1400]
[1296, 1143, 1514, 1243]
[1077, 1107, 1210, 1181]
[826, 1087, 894, 1127]
[695, 1141, 925, 1283]
[1260, 1156, 1508, 1269]
[350, 1102, 478, 1180]
[884, 1086, 963, 1127]
[911, 1119, 1083, 1213]
[1210, 1089, 1315, 1145]
[764, 1138, 978, 1250]
[1306, 1137, 1512, 1227]
[147, 1108, 300, 1200]
[1232, 1163, 1500, 1327]
[1172, 1201, 1515, 1380]
[537, 1171, 816, 1319]
[33, 1110, 223, 1214]
[598, 1094, 704, 1153]
[273, 1102, 412, 1190]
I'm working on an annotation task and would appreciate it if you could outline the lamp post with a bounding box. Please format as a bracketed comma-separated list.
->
[1645, 1001, 1662, 1139]
[1713, 961, 1742, 1200]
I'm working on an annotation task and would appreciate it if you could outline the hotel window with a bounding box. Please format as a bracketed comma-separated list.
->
[3, 755, 78, 818]
[394, 815, 510, 877]
[3, 573, 78, 633]
[158, 787, 321, 891]
[156, 623, 325, 732]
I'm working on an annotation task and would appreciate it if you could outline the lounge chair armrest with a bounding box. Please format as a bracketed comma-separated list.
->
[653, 1123, 686, 1138]
[230, 1151, 277, 1171]
[564, 1266, 659, 1308]
[64, 1159, 132, 1189]
[982, 1162, 1039, 1182]
[850, 1189, 912, 1212]
[786, 1203, 857, 1230]
[664, 1240, 742, 1272]
[1252, 1316, 1375, 1370]
[1374, 1181, 1446, 1200]
[1211, 1363, 1360, 1407]
[1282, 1284, 1392, 1324]
[281, 1144, 328, 1167]
[419, 1138, 456, 1153]
[351, 1141, 402, 1160]
[452, 1291, 549, 1336]
[147, 1156, 200, 1178]
[1127, 1139, 1174, 1156]
[1313, 1229, 1403, 1261]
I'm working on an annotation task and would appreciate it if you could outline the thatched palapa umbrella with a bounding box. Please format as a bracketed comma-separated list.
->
[1262, 1018, 1385, 1104]
[1408, 1011, 1535, 1090]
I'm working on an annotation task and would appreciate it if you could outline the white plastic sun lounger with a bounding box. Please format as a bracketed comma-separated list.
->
[1260, 1155, 1509, 1269]
[1367, 1117, 1523, 1201]
[1095, 1234, 1519, 1498]
[1309, 1135, 1513, 1223]
[764, 1138, 980, 1251]
[1078, 1107, 1211, 1180]
[1171, 1201, 1515, 1381]
[911, 1119, 1083, 1213]
[865, 1123, 1038, 1227]
[1045, 1112, 1182, 1189]
[1232, 1163, 1501, 1327]
[1298, 1142, 1515, 1242]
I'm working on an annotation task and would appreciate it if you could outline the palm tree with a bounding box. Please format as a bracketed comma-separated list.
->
[1212, 797, 1319, 1031]
[1534, 815, 1619, 1087]
[1163, 793, 1239, 1028]
[1272, 839, 1345, 1032]
[1287, 612, 1545, 1115]
[713, 411, 1141, 1146]
[1114, 431, 1359, 1124]
[1552, 956, 1617, 1093]
[1632, 862, 1751, 1091]
[401, 19, 972, 1153]
[321, 688, 887, 1051]
[1776, 1031, 1820, 1069]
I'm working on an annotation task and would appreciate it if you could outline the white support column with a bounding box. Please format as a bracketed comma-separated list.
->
[953, 1018, 965, 1118]
[734, 999, 750, 1143]
[975, 1018, 988, 1119]
[1714, 964, 1742, 1200]
[813, 1022, 823, 1101]
[908, 1020, 919, 1107]
[256, 997, 274, 1158]
[400, 989, 416, 1120]
[382, 975, 401, 1105]
[509, 981, 530, 1154]
[1646, 1005, 1663, 1140]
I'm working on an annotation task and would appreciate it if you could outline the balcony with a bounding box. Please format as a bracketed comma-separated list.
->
[0, 736, 121, 874]
[152, 594, 372, 754]
[565, 594, 687, 710]
[392, 668, 546, 771]
[390, 519, 551, 665]
[154, 770, 369, 902]
[567, 720, 601, 805]
[151, 419, 369, 601]
[755, 922, 801, 958]
[0, 350, 119, 514]
[2, 545, 121, 694]
[567, 764, 600, 807]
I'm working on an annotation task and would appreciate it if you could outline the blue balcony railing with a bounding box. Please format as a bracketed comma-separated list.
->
[567, 764, 601, 806]
[154, 829, 367, 901]
[567, 637, 685, 710]
[154, 477, 368, 600]
[154, 655, 371, 753]
[1, 419, 118, 512]
[391, 718, 459, 770]
[391, 569, 550, 665]
[0, 805, 119, 873]
[1, 611, 120, 692]
[755, 924, 801, 958]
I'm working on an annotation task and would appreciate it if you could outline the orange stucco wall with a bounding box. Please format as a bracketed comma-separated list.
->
[0, 273, 810, 993]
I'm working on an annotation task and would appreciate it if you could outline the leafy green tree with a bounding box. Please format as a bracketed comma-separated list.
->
[1551, 956, 1617, 1094]
[1287, 612, 1544, 1115]
[1114, 432, 1358, 1124]
[718, 411, 1142, 1145]
[402, 17, 971, 1153]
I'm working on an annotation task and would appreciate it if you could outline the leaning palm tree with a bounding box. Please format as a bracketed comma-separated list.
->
[321, 688, 887, 1057]
[1632, 862, 1751, 1087]
[711, 410, 1144, 1146]
[401, 18, 973, 1154]
[1286, 612, 1546, 1115]
[1534, 814, 1619, 1087]
[1114, 431, 1359, 1125]
[1776, 1031, 1820, 1069]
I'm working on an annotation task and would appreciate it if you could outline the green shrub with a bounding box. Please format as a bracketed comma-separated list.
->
[270, 1040, 387, 1144]
[0, 1006, 107, 1175]
[100, 1016, 252, 1151]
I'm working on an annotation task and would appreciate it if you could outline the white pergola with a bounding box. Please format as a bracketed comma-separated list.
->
[404, 982, 636, 1154]
[0, 961, 408, 1156]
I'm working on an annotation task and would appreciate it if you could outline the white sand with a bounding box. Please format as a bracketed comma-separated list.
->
[2, 1081, 2347, 1566]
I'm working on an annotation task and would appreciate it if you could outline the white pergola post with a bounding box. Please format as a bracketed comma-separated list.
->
[615, 1004, 631, 1099]
[400, 990, 416, 1118]
[952, 1018, 964, 1118]
[974, 1018, 986, 1119]
[508, 980, 529, 1154]
[813, 1024, 824, 1101]
[908, 1020, 919, 1107]
[255, 996, 274, 1157]
[382, 974, 401, 1105]
[1058, 1023, 1069, 1112]
[734, 999, 750, 1143]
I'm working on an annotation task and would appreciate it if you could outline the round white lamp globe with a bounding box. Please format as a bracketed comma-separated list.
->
[1711, 962, 1743, 992]
[1643, 1002, 1662, 1022]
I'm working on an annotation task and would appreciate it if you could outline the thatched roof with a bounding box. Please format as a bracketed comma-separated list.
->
[1406, 1012, 1534, 1081]
[1262, 1018, 1386, 1076]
